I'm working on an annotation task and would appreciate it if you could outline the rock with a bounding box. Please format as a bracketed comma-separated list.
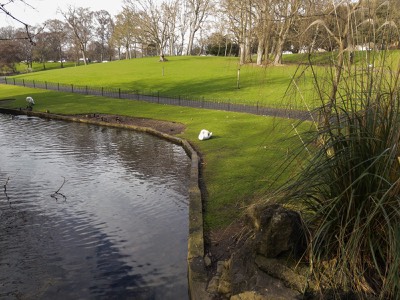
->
[204, 255, 212, 267]
[218, 278, 231, 295]
[209, 205, 308, 300]
[255, 256, 313, 293]
[218, 261, 232, 295]
[207, 276, 220, 294]
[207, 260, 230, 295]
[246, 204, 306, 258]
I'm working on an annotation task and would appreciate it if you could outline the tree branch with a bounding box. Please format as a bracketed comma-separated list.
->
[0, 0, 36, 44]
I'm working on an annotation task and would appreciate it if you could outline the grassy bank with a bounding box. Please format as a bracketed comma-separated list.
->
[12, 52, 400, 110]
[0, 84, 305, 230]
[12, 56, 319, 109]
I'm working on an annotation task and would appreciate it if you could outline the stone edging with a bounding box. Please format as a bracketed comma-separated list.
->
[0, 108, 211, 300]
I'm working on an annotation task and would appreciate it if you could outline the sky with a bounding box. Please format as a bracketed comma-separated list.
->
[0, 0, 126, 28]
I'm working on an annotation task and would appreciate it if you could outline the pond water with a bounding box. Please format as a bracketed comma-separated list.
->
[0, 113, 191, 299]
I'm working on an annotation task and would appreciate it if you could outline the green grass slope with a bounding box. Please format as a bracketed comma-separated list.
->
[12, 56, 317, 109]
[0, 85, 306, 230]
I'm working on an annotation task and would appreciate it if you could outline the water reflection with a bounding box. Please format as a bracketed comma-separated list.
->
[0, 113, 190, 299]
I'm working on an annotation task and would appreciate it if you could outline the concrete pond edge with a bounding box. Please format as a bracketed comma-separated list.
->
[0, 108, 211, 300]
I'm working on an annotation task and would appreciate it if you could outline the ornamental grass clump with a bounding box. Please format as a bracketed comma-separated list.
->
[277, 2, 400, 298]
[287, 68, 400, 298]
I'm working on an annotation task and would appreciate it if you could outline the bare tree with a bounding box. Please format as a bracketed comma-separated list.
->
[186, 0, 213, 55]
[0, 26, 23, 73]
[124, 0, 173, 61]
[94, 10, 114, 62]
[45, 19, 68, 67]
[16, 26, 37, 68]
[253, 0, 272, 65]
[112, 7, 138, 59]
[32, 30, 52, 69]
[270, 0, 302, 65]
[61, 6, 94, 65]
[164, 0, 180, 55]
[177, 0, 190, 55]
[222, 0, 253, 64]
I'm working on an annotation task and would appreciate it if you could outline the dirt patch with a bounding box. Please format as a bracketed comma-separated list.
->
[207, 221, 247, 266]
[74, 113, 186, 135]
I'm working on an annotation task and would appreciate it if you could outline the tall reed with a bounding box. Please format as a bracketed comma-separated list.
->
[277, 1, 400, 298]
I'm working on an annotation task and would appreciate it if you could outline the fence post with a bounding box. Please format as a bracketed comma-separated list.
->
[101, 87, 104, 96]
[4, 77, 7, 85]
[256, 101, 259, 115]
[119, 88, 121, 99]
[13, 78, 15, 85]
[23, 79, 25, 87]
[179, 95, 181, 106]
[33, 80, 35, 88]
[157, 91, 160, 103]
[86, 85, 88, 95]
[58, 82, 60, 91]
[71, 84, 74, 93]
[45, 81, 47, 90]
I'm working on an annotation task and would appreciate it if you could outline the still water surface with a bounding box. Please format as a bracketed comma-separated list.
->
[0, 113, 190, 299]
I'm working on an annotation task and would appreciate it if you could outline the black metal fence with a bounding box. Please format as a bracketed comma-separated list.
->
[0, 76, 312, 120]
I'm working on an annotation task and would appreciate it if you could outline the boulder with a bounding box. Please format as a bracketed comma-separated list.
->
[246, 204, 306, 258]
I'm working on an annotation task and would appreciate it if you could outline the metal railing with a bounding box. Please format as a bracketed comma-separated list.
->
[0, 77, 312, 120]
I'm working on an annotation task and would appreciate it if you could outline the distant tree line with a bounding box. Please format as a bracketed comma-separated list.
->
[1, 0, 400, 73]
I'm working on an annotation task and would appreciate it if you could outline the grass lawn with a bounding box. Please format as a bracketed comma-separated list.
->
[16, 61, 77, 73]
[12, 56, 319, 109]
[0, 85, 307, 230]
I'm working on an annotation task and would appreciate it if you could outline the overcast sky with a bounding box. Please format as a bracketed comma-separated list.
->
[0, 0, 126, 28]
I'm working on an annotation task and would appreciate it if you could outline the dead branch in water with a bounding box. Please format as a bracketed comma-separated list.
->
[3, 176, 10, 202]
[3, 169, 20, 203]
[51, 176, 67, 201]
[3, 176, 9, 192]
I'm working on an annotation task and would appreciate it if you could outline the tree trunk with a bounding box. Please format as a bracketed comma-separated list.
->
[263, 21, 272, 64]
[256, 39, 264, 66]
[80, 43, 88, 65]
[239, 42, 246, 64]
[159, 49, 167, 62]
[272, 20, 290, 65]
[245, 34, 252, 63]
[59, 47, 64, 68]
[187, 30, 196, 55]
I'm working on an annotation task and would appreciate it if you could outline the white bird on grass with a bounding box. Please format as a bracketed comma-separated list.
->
[198, 129, 212, 140]
[26, 96, 35, 108]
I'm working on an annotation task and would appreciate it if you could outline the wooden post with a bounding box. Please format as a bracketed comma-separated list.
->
[237, 68, 240, 89]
